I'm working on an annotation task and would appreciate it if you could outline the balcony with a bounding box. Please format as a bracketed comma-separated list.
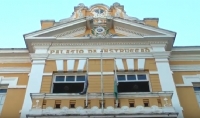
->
[26, 92, 178, 118]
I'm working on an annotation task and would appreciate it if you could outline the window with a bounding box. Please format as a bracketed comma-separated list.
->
[70, 100, 76, 108]
[52, 74, 86, 93]
[0, 84, 8, 114]
[117, 74, 150, 92]
[54, 100, 61, 109]
[129, 99, 135, 107]
[193, 83, 200, 107]
[143, 99, 149, 107]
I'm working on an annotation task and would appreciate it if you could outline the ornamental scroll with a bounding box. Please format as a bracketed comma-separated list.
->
[49, 48, 151, 54]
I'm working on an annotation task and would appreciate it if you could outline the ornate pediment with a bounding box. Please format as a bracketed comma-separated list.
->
[24, 3, 176, 39]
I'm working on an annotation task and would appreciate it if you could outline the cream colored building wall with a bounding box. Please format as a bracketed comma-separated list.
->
[0, 56, 31, 118]
[170, 60, 200, 118]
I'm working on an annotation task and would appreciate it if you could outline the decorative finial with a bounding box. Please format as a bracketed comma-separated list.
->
[163, 98, 171, 107]
[33, 100, 41, 109]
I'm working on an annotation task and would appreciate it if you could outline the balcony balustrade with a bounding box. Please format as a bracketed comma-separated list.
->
[26, 91, 178, 118]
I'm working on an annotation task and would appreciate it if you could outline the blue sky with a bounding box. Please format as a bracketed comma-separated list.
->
[0, 0, 200, 48]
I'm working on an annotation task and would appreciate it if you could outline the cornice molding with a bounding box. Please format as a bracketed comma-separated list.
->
[0, 67, 31, 73]
[114, 26, 145, 37]
[169, 55, 200, 61]
[25, 18, 86, 38]
[176, 75, 200, 87]
[53, 26, 86, 38]
[30, 52, 170, 60]
[0, 76, 27, 88]
[113, 18, 176, 36]
[31, 41, 168, 47]
[31, 91, 173, 99]
[171, 65, 200, 71]
[0, 57, 31, 63]
[0, 49, 29, 53]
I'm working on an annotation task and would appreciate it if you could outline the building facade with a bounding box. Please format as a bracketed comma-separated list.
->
[0, 2, 200, 118]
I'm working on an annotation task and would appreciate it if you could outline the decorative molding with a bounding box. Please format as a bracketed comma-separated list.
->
[149, 71, 159, 74]
[53, 26, 86, 38]
[114, 26, 145, 36]
[113, 18, 176, 36]
[25, 18, 86, 38]
[44, 71, 159, 76]
[31, 41, 168, 47]
[176, 75, 200, 87]
[30, 51, 170, 60]
[31, 91, 173, 99]
[169, 55, 200, 61]
[0, 49, 29, 53]
[0, 57, 31, 63]
[0, 67, 31, 73]
[171, 65, 200, 71]
[0, 76, 26, 88]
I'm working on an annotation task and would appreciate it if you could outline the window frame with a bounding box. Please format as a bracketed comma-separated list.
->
[51, 73, 86, 93]
[53, 75, 86, 83]
[116, 73, 152, 92]
[116, 73, 149, 82]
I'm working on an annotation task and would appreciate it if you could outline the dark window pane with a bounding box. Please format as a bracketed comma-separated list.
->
[55, 76, 65, 81]
[0, 89, 7, 93]
[118, 82, 150, 92]
[117, 75, 126, 81]
[137, 75, 147, 80]
[66, 76, 75, 81]
[194, 87, 200, 91]
[127, 75, 136, 80]
[53, 83, 84, 93]
[77, 76, 85, 81]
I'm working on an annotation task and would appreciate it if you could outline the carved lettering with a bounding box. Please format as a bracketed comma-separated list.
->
[66, 50, 69, 53]
[130, 49, 134, 52]
[71, 50, 75, 53]
[104, 49, 108, 53]
[125, 49, 129, 52]
[145, 48, 150, 52]
[79, 50, 84, 53]
[56, 50, 59, 54]
[114, 49, 119, 52]
[48, 48, 151, 54]
[135, 49, 139, 52]
[50, 50, 55, 54]
[88, 50, 93, 53]
[109, 49, 113, 53]
[93, 50, 97, 53]
[120, 49, 124, 52]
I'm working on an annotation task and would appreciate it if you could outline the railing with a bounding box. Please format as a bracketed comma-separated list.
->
[31, 91, 174, 99]
[27, 106, 178, 117]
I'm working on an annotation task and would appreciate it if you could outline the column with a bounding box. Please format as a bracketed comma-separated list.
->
[152, 44, 184, 118]
[20, 60, 45, 118]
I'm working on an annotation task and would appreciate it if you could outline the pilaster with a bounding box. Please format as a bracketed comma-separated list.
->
[155, 58, 184, 118]
[20, 60, 45, 118]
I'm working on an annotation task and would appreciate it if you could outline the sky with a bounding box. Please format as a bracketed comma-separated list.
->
[0, 0, 200, 48]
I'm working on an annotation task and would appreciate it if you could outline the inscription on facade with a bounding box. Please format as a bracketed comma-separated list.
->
[49, 48, 151, 54]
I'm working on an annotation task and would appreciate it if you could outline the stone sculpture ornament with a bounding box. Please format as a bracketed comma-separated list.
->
[32, 100, 41, 109]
